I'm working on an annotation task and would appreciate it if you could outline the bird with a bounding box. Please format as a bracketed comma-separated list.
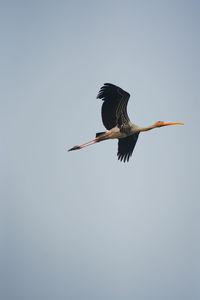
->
[68, 83, 184, 162]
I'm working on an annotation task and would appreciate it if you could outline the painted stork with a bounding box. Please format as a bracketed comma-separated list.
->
[68, 83, 184, 162]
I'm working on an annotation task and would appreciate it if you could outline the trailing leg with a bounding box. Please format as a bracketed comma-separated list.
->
[68, 131, 111, 151]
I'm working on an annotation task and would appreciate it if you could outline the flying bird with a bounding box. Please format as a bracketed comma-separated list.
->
[68, 83, 184, 162]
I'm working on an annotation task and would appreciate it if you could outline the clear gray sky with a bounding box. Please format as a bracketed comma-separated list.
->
[1, 0, 200, 299]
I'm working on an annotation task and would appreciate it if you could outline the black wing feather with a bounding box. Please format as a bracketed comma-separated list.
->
[117, 134, 139, 162]
[97, 83, 130, 130]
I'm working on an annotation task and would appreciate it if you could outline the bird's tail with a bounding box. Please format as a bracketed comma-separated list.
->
[68, 131, 110, 152]
[96, 131, 106, 137]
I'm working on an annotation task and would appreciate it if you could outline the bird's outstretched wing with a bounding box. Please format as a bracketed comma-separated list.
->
[97, 83, 130, 130]
[117, 134, 139, 162]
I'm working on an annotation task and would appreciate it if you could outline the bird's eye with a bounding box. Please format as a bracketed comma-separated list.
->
[156, 121, 163, 127]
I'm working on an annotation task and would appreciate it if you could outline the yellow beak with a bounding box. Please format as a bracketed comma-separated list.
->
[162, 121, 184, 126]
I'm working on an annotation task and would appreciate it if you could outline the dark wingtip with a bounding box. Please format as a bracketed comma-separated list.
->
[96, 83, 115, 99]
[117, 153, 131, 163]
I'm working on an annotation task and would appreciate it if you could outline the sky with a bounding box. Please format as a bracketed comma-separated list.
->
[1, 0, 200, 299]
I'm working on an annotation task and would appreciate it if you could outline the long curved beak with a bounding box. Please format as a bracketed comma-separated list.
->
[163, 121, 184, 126]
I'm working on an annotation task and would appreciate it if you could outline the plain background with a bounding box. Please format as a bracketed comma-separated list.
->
[1, 0, 200, 299]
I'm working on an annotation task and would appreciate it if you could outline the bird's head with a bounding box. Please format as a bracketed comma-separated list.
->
[155, 121, 184, 127]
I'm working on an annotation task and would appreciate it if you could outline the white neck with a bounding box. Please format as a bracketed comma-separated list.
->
[139, 123, 157, 132]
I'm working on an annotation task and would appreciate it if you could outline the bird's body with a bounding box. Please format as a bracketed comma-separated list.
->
[68, 83, 184, 162]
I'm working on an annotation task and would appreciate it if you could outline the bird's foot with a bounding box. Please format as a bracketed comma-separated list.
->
[68, 145, 81, 151]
